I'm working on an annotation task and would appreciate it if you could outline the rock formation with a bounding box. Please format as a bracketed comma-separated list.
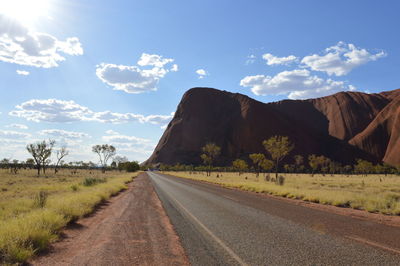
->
[145, 87, 400, 166]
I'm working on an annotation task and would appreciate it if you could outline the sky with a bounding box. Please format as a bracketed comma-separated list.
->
[0, 0, 399, 164]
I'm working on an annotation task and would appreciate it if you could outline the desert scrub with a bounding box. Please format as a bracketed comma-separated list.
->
[32, 191, 48, 208]
[0, 169, 137, 264]
[82, 177, 107, 186]
[163, 171, 400, 216]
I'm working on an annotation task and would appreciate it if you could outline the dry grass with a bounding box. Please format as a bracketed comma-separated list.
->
[0, 168, 137, 264]
[163, 171, 400, 216]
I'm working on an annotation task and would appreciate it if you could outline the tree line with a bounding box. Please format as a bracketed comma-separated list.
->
[157, 135, 400, 176]
[0, 139, 140, 176]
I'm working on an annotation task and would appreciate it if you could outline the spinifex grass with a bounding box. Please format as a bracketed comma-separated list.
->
[0, 169, 136, 264]
[164, 171, 400, 215]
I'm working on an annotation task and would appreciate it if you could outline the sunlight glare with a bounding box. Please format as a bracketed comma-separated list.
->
[0, 0, 51, 25]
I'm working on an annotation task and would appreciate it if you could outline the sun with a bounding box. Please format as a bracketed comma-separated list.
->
[0, 0, 51, 25]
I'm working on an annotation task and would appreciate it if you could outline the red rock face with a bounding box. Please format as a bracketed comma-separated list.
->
[350, 94, 400, 166]
[145, 87, 400, 166]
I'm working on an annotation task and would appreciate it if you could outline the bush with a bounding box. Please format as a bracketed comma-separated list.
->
[82, 177, 106, 186]
[276, 175, 285, 186]
[70, 184, 79, 191]
[119, 161, 140, 172]
[33, 191, 48, 208]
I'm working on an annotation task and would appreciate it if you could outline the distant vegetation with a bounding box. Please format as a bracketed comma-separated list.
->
[154, 136, 399, 176]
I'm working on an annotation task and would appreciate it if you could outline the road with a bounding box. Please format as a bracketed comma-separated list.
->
[148, 172, 400, 266]
[31, 173, 189, 266]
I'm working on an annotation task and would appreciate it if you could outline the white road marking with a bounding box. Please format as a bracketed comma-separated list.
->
[346, 235, 400, 255]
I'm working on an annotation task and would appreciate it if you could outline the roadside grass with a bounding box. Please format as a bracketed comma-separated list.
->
[0, 169, 137, 264]
[163, 171, 400, 216]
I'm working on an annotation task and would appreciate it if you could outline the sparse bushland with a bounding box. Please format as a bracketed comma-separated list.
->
[0, 168, 137, 264]
[163, 171, 400, 216]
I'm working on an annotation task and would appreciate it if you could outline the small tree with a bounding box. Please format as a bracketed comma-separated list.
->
[92, 144, 116, 173]
[54, 146, 69, 174]
[26, 158, 35, 169]
[354, 159, 374, 176]
[308, 154, 330, 176]
[308, 154, 319, 175]
[200, 143, 220, 176]
[294, 155, 304, 173]
[113, 155, 129, 171]
[125, 161, 140, 172]
[249, 153, 266, 177]
[263, 136, 294, 179]
[26, 140, 55, 176]
[260, 158, 273, 180]
[232, 159, 248, 175]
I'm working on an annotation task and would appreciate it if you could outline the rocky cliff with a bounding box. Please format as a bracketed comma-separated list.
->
[145, 87, 400, 166]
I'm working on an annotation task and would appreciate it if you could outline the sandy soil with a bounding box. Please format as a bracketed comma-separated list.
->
[30, 173, 189, 266]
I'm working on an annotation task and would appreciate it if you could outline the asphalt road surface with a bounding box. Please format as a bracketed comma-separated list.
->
[148, 172, 400, 266]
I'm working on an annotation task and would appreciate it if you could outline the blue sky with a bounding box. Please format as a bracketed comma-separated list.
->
[0, 0, 399, 163]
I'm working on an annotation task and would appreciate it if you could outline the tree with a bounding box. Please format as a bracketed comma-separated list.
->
[308, 154, 330, 175]
[124, 161, 140, 172]
[113, 155, 129, 171]
[329, 161, 341, 175]
[343, 165, 353, 175]
[200, 143, 220, 176]
[354, 159, 374, 176]
[232, 159, 248, 175]
[0, 158, 10, 169]
[308, 154, 319, 175]
[260, 159, 273, 180]
[26, 158, 35, 169]
[26, 140, 55, 176]
[283, 164, 295, 173]
[263, 136, 294, 179]
[54, 146, 69, 174]
[294, 155, 304, 173]
[92, 144, 116, 172]
[249, 153, 266, 177]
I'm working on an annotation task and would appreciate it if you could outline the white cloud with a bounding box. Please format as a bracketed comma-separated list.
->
[170, 64, 178, 72]
[142, 113, 174, 125]
[262, 53, 297, 65]
[196, 69, 208, 79]
[137, 53, 173, 67]
[101, 132, 155, 160]
[245, 54, 256, 65]
[96, 53, 177, 94]
[0, 14, 83, 68]
[9, 98, 173, 126]
[16, 70, 29, 75]
[102, 134, 150, 144]
[301, 42, 386, 76]
[0, 130, 31, 139]
[240, 69, 355, 99]
[105, 129, 119, 135]
[38, 129, 90, 139]
[9, 99, 93, 123]
[6, 123, 28, 129]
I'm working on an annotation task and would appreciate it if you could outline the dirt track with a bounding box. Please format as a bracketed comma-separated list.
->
[31, 173, 189, 266]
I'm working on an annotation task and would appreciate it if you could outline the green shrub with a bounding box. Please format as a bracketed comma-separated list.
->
[82, 177, 106, 186]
